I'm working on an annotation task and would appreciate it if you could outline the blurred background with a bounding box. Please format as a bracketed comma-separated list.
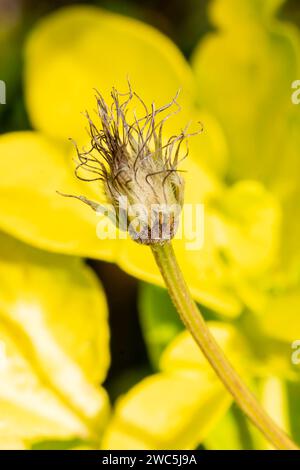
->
[0, 0, 226, 406]
[2, 0, 299, 132]
[1, 0, 300, 450]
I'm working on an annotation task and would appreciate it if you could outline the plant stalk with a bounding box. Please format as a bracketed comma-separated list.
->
[151, 242, 298, 450]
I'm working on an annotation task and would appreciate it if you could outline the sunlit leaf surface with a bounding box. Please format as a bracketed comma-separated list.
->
[0, 232, 110, 445]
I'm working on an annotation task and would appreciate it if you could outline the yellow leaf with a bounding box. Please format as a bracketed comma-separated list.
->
[212, 181, 281, 275]
[102, 373, 230, 450]
[259, 290, 300, 343]
[160, 322, 251, 376]
[102, 323, 250, 449]
[0, 231, 110, 443]
[0, 131, 117, 260]
[192, 0, 300, 276]
[0, 322, 92, 443]
[192, 0, 300, 183]
[24, 5, 196, 144]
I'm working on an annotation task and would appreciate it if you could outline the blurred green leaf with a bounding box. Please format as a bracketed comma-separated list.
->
[287, 380, 300, 446]
[31, 438, 86, 450]
[138, 283, 183, 368]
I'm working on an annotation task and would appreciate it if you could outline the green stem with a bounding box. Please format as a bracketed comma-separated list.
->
[151, 242, 298, 451]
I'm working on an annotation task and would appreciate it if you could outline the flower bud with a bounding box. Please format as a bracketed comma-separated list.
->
[60, 84, 200, 245]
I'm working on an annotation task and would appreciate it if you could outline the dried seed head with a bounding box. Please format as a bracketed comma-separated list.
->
[60, 83, 202, 244]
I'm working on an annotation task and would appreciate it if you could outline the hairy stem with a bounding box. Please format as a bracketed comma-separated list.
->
[151, 242, 298, 450]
